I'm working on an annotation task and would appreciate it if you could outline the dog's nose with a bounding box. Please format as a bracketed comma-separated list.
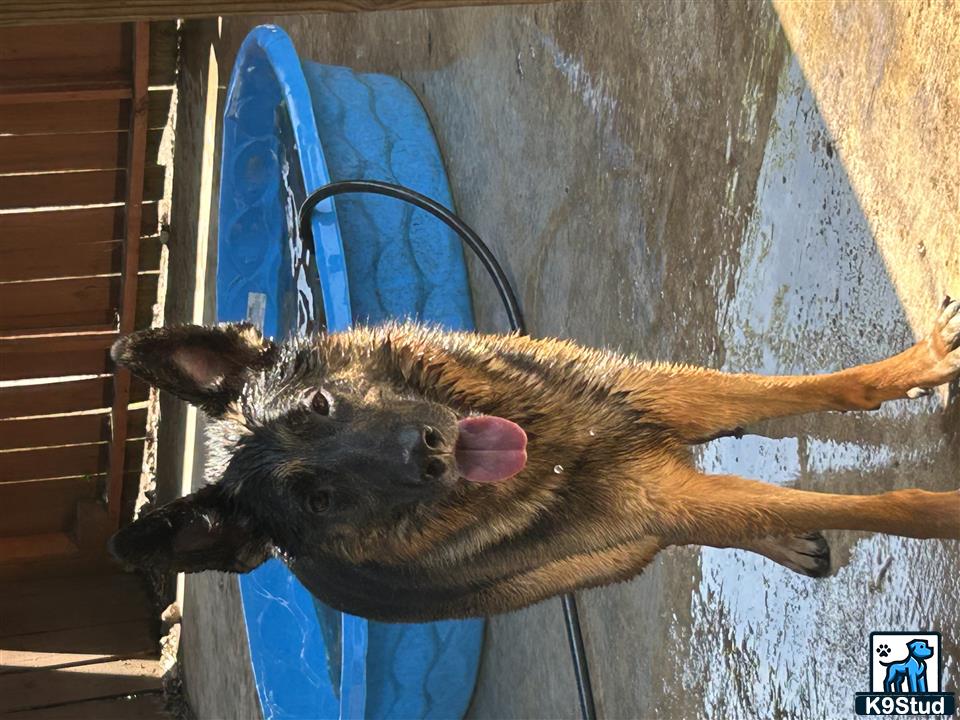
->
[396, 425, 450, 483]
[421, 457, 446, 483]
[399, 425, 447, 456]
[417, 427, 451, 482]
[422, 425, 446, 452]
[398, 425, 448, 461]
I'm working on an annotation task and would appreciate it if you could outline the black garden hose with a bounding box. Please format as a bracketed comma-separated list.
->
[299, 180, 598, 720]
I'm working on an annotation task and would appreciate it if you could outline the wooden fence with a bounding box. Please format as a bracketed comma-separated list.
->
[0, 21, 172, 577]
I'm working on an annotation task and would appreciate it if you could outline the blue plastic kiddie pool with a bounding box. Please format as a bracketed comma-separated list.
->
[217, 25, 483, 720]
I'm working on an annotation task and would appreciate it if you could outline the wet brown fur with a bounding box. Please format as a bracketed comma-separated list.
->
[110, 301, 960, 622]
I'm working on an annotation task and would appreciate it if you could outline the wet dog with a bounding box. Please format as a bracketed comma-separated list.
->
[110, 300, 960, 621]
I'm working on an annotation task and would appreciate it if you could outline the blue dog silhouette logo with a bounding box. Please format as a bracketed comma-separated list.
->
[855, 632, 956, 716]
[879, 638, 935, 693]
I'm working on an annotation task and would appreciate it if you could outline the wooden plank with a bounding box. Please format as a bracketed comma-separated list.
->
[0, 88, 169, 135]
[0, 571, 144, 602]
[0, 170, 124, 211]
[0, 235, 161, 283]
[0, 376, 149, 419]
[5, 692, 166, 720]
[74, 498, 115, 553]
[0, 132, 127, 174]
[0, 130, 162, 174]
[0, 23, 129, 88]
[0, 620, 156, 674]
[0, 443, 110, 483]
[0, 333, 116, 381]
[0, 277, 121, 333]
[0, 99, 130, 135]
[0, 658, 162, 713]
[0, 324, 117, 339]
[0, 533, 78, 564]
[0, 378, 113, 419]
[109, 21, 151, 526]
[0, 273, 159, 333]
[0, 165, 164, 211]
[0, 554, 116, 582]
[0, 574, 153, 636]
[0, 477, 97, 536]
[1, 242, 121, 283]
[0, 83, 131, 106]
[0, 440, 143, 484]
[0, 407, 147, 451]
[0, 204, 159, 246]
[0, 1, 563, 26]
[0, 500, 134, 577]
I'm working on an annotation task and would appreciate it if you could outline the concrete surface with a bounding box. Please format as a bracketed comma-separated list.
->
[774, 0, 960, 339]
[161, 2, 960, 718]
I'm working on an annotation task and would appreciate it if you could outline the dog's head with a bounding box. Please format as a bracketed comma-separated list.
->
[109, 323, 526, 575]
[907, 639, 934, 660]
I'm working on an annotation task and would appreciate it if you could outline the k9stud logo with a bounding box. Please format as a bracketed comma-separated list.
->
[855, 632, 956, 716]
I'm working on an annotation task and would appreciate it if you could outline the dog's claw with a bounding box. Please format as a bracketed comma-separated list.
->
[745, 531, 831, 578]
[943, 301, 960, 351]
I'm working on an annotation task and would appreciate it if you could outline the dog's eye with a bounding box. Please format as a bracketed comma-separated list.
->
[308, 389, 333, 416]
[307, 490, 331, 514]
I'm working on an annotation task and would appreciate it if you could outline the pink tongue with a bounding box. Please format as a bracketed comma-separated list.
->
[455, 416, 528, 483]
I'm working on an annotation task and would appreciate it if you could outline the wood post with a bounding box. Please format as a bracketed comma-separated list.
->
[0, 1, 570, 27]
[107, 21, 151, 527]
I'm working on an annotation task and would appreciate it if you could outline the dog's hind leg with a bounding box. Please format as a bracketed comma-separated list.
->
[658, 464, 960, 545]
[622, 300, 960, 443]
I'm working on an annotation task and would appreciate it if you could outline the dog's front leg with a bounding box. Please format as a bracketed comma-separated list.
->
[908, 668, 920, 693]
[620, 300, 960, 443]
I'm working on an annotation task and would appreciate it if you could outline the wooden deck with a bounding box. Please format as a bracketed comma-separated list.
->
[0, 573, 165, 718]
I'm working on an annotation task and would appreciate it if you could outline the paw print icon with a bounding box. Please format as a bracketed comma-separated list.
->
[876, 643, 891, 658]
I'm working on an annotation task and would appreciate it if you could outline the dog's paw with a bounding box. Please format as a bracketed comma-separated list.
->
[905, 297, 960, 396]
[877, 643, 891, 658]
[749, 531, 832, 578]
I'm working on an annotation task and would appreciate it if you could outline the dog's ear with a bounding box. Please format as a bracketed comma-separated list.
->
[109, 484, 271, 574]
[111, 323, 278, 417]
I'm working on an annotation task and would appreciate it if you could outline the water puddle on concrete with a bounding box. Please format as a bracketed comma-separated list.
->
[664, 57, 960, 718]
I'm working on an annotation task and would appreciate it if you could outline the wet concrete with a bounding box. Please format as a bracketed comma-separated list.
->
[774, 0, 960, 341]
[167, 2, 959, 717]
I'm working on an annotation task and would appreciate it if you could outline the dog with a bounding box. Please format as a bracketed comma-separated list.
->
[109, 299, 960, 622]
[882, 639, 934, 693]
